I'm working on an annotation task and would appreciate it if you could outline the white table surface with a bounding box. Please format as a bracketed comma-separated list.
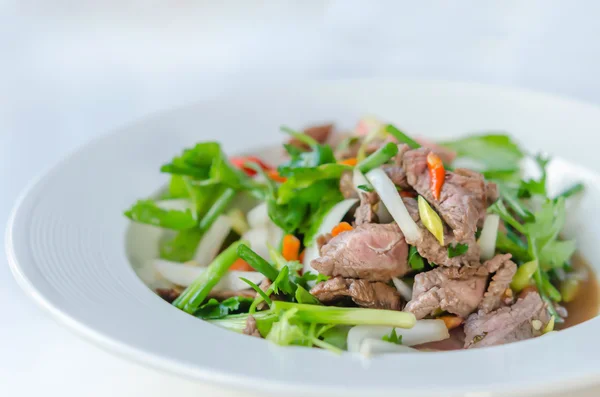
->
[3, 2, 600, 396]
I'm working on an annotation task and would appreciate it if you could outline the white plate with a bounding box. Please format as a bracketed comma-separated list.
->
[6, 80, 600, 397]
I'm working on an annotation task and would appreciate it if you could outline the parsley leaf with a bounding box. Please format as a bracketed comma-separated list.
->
[382, 328, 403, 345]
[447, 243, 469, 258]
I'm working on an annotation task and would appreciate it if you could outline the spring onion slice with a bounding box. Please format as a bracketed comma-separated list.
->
[347, 320, 449, 352]
[392, 277, 413, 301]
[365, 168, 421, 243]
[417, 196, 444, 245]
[477, 214, 500, 261]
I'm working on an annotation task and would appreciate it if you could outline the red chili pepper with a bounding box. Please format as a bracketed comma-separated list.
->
[229, 156, 272, 176]
[426, 152, 445, 200]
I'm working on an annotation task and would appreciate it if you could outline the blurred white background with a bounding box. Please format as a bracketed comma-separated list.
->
[2, 1, 600, 396]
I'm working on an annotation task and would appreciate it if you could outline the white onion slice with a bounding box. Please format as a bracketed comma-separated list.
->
[478, 214, 500, 261]
[392, 277, 413, 301]
[347, 320, 449, 352]
[247, 202, 269, 229]
[365, 168, 421, 243]
[242, 227, 271, 260]
[359, 338, 419, 357]
[193, 215, 232, 266]
[302, 198, 359, 275]
[353, 168, 393, 223]
[153, 259, 264, 290]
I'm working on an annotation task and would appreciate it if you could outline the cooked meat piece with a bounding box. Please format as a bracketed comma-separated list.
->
[479, 254, 517, 313]
[311, 223, 410, 281]
[243, 315, 262, 338]
[486, 181, 499, 205]
[339, 171, 358, 199]
[288, 123, 333, 150]
[415, 137, 457, 165]
[404, 267, 487, 319]
[402, 197, 481, 267]
[310, 277, 402, 310]
[208, 289, 256, 300]
[464, 292, 549, 348]
[382, 165, 410, 189]
[403, 148, 486, 242]
[354, 192, 379, 226]
[156, 288, 180, 303]
[316, 233, 333, 255]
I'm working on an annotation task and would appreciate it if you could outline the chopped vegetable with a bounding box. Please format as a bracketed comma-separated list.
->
[339, 158, 358, 166]
[193, 215, 232, 265]
[229, 258, 254, 272]
[447, 243, 469, 258]
[331, 222, 353, 237]
[347, 320, 448, 352]
[357, 185, 374, 192]
[194, 296, 253, 319]
[359, 339, 418, 357]
[381, 328, 402, 344]
[272, 301, 416, 328]
[555, 182, 584, 200]
[407, 246, 425, 270]
[477, 214, 500, 260]
[440, 315, 463, 330]
[124, 200, 197, 230]
[392, 277, 413, 301]
[227, 208, 249, 235]
[560, 277, 581, 303]
[511, 260, 538, 292]
[418, 196, 444, 245]
[295, 285, 322, 305]
[172, 240, 246, 313]
[385, 124, 421, 149]
[266, 169, 287, 183]
[208, 311, 277, 336]
[426, 152, 445, 200]
[366, 168, 421, 243]
[237, 244, 280, 282]
[282, 234, 301, 261]
[438, 134, 524, 172]
[543, 316, 555, 334]
[230, 155, 272, 176]
[356, 142, 399, 174]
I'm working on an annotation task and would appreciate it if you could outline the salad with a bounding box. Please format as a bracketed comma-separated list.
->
[124, 118, 592, 355]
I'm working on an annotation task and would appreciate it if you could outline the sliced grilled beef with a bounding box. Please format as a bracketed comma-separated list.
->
[402, 197, 481, 267]
[288, 123, 333, 150]
[404, 266, 488, 319]
[243, 315, 262, 338]
[403, 148, 486, 242]
[464, 292, 549, 348]
[156, 288, 181, 303]
[354, 192, 379, 226]
[311, 223, 410, 281]
[479, 254, 517, 313]
[382, 165, 410, 190]
[310, 276, 402, 310]
[316, 233, 333, 255]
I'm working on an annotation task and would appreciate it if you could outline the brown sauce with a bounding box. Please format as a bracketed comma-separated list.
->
[417, 254, 598, 351]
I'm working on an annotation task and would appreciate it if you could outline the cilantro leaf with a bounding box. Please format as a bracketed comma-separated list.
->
[357, 184, 374, 192]
[539, 240, 576, 271]
[295, 285, 322, 305]
[124, 200, 196, 230]
[381, 328, 403, 345]
[194, 297, 253, 319]
[408, 246, 425, 270]
[518, 154, 550, 198]
[159, 229, 203, 262]
[438, 133, 524, 171]
[447, 243, 469, 258]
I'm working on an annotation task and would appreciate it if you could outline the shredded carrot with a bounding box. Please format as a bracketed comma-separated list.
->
[440, 315, 463, 330]
[399, 190, 417, 198]
[331, 221, 353, 237]
[298, 249, 305, 263]
[267, 169, 287, 183]
[338, 157, 358, 166]
[229, 258, 254, 271]
[426, 152, 445, 200]
[282, 234, 301, 261]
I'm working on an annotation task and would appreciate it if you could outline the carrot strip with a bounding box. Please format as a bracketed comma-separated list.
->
[298, 249, 305, 263]
[440, 315, 463, 330]
[331, 221, 353, 237]
[282, 234, 301, 261]
[426, 152, 445, 200]
[267, 169, 287, 183]
[338, 157, 358, 166]
[229, 258, 254, 271]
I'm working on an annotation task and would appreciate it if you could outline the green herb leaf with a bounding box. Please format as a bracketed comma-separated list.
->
[381, 328, 403, 345]
[357, 184, 374, 192]
[295, 285, 322, 305]
[385, 124, 420, 149]
[194, 297, 253, 319]
[554, 183, 585, 200]
[124, 200, 196, 230]
[439, 133, 524, 171]
[408, 246, 425, 270]
[159, 229, 203, 262]
[539, 240, 577, 271]
[518, 154, 551, 198]
[447, 243, 469, 258]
